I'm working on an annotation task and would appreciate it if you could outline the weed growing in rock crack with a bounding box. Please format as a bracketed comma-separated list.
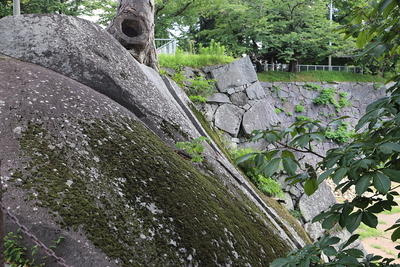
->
[303, 83, 321, 91]
[325, 121, 355, 144]
[313, 88, 352, 112]
[175, 136, 210, 162]
[4, 229, 64, 267]
[229, 147, 284, 198]
[295, 105, 305, 113]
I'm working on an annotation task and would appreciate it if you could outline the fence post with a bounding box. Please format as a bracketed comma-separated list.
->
[0, 159, 4, 267]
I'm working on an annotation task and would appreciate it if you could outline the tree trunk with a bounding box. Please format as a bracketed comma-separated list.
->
[288, 60, 298, 73]
[0, 160, 3, 267]
[107, 0, 159, 71]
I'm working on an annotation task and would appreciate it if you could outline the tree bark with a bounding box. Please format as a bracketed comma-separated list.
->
[0, 160, 4, 267]
[288, 60, 298, 73]
[107, 0, 159, 71]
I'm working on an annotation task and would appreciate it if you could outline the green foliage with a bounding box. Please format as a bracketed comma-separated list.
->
[286, 112, 293, 116]
[304, 83, 321, 91]
[266, 1, 400, 264]
[158, 48, 235, 70]
[4, 230, 51, 267]
[186, 76, 216, 100]
[188, 95, 207, 104]
[272, 86, 281, 92]
[295, 115, 313, 121]
[313, 88, 352, 112]
[325, 121, 355, 144]
[230, 147, 284, 198]
[0, 0, 95, 19]
[198, 39, 227, 56]
[295, 105, 305, 113]
[313, 88, 336, 105]
[175, 136, 210, 162]
[275, 108, 284, 114]
[168, 70, 216, 104]
[270, 234, 365, 267]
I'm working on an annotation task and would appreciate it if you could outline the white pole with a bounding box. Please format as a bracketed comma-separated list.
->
[13, 0, 20, 15]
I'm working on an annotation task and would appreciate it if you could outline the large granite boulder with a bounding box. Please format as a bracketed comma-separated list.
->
[0, 14, 309, 266]
[211, 56, 258, 92]
[242, 99, 280, 136]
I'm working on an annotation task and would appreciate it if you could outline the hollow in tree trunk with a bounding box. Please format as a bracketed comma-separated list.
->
[107, 0, 159, 71]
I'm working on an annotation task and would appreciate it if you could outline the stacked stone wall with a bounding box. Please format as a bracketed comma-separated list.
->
[195, 56, 390, 246]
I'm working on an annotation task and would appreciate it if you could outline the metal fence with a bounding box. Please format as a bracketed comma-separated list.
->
[264, 63, 363, 73]
[155, 39, 177, 54]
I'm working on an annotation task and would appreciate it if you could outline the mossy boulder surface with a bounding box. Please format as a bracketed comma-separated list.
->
[0, 55, 292, 266]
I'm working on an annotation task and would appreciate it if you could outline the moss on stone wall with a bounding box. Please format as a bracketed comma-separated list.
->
[13, 114, 292, 266]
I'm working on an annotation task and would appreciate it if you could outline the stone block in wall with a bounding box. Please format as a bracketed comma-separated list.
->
[230, 92, 249, 106]
[242, 98, 280, 135]
[282, 193, 294, 211]
[260, 81, 272, 88]
[201, 64, 225, 74]
[246, 81, 266, 99]
[211, 56, 258, 92]
[214, 104, 245, 136]
[298, 181, 336, 222]
[198, 103, 219, 122]
[304, 221, 325, 242]
[207, 93, 231, 103]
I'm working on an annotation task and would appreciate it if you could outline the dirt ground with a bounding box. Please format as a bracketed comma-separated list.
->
[360, 196, 400, 264]
[327, 180, 400, 263]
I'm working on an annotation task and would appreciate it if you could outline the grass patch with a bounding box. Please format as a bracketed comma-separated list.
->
[371, 244, 397, 257]
[356, 223, 383, 240]
[159, 50, 235, 70]
[257, 70, 387, 83]
[382, 206, 400, 214]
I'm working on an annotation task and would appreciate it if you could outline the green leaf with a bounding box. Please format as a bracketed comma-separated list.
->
[379, 142, 400, 153]
[312, 212, 333, 223]
[332, 167, 347, 185]
[281, 150, 295, 159]
[380, 168, 400, 183]
[321, 236, 340, 246]
[346, 211, 362, 233]
[391, 227, 400, 242]
[297, 134, 310, 148]
[234, 152, 256, 165]
[322, 246, 337, 257]
[362, 211, 378, 228]
[373, 171, 391, 194]
[341, 234, 360, 249]
[356, 30, 367, 48]
[325, 154, 342, 169]
[318, 168, 335, 183]
[322, 213, 340, 229]
[255, 153, 265, 167]
[355, 173, 372, 195]
[304, 178, 318, 196]
[260, 158, 281, 178]
[265, 133, 277, 143]
[337, 256, 360, 266]
[282, 157, 297, 175]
